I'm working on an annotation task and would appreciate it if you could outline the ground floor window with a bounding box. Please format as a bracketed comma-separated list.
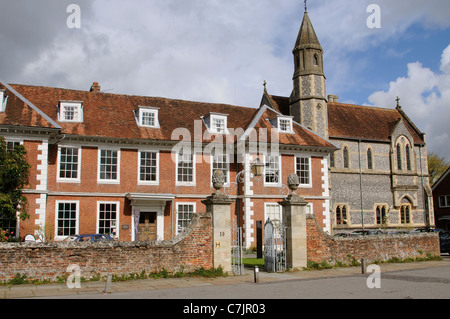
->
[264, 203, 282, 224]
[400, 204, 411, 224]
[335, 204, 348, 225]
[98, 202, 118, 237]
[56, 201, 78, 237]
[176, 203, 195, 235]
[375, 205, 388, 225]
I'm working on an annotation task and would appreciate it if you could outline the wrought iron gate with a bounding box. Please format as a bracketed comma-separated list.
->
[264, 218, 287, 273]
[231, 219, 244, 275]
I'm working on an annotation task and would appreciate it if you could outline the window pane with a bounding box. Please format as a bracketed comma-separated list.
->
[140, 151, 157, 182]
[98, 203, 117, 236]
[265, 156, 280, 184]
[100, 150, 118, 180]
[177, 204, 195, 234]
[296, 157, 310, 185]
[212, 154, 228, 184]
[57, 202, 77, 236]
[59, 147, 79, 179]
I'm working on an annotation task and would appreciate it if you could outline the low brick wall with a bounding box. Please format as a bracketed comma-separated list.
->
[0, 213, 213, 282]
[307, 215, 440, 264]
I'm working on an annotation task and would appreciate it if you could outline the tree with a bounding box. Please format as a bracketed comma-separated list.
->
[428, 152, 450, 186]
[0, 137, 31, 231]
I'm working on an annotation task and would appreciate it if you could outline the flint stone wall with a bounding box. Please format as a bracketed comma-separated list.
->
[307, 214, 440, 264]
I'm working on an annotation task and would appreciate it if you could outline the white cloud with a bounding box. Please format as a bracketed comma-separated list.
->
[368, 44, 450, 160]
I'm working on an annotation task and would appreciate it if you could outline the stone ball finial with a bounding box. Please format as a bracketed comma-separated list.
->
[287, 174, 300, 193]
[212, 170, 225, 191]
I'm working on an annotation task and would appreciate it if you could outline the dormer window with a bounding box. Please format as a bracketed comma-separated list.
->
[270, 116, 293, 133]
[204, 113, 229, 134]
[0, 90, 7, 112]
[59, 101, 83, 123]
[138, 106, 160, 128]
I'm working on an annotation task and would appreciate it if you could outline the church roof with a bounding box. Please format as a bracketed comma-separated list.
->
[264, 94, 425, 145]
[328, 102, 424, 145]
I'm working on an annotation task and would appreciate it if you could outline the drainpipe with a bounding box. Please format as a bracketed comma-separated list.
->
[358, 139, 364, 230]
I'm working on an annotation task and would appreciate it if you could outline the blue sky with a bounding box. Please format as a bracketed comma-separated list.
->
[0, 0, 449, 160]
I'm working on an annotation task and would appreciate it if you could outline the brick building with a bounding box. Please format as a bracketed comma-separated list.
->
[0, 80, 335, 246]
[432, 167, 450, 230]
[0, 9, 434, 245]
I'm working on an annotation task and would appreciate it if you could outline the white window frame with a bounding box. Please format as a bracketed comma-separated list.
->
[264, 203, 282, 223]
[138, 150, 159, 185]
[97, 201, 120, 239]
[138, 107, 160, 128]
[264, 154, 281, 187]
[295, 155, 312, 188]
[277, 117, 293, 133]
[59, 101, 83, 123]
[210, 153, 230, 187]
[0, 90, 7, 112]
[57, 146, 81, 183]
[209, 114, 229, 134]
[97, 148, 121, 184]
[176, 151, 196, 186]
[3, 138, 22, 151]
[176, 202, 196, 235]
[55, 200, 79, 241]
[439, 195, 450, 208]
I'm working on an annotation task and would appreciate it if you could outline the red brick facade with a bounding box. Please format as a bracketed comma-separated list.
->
[0, 82, 334, 245]
[432, 168, 450, 230]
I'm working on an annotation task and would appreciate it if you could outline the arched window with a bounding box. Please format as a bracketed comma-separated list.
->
[367, 148, 373, 170]
[406, 145, 411, 171]
[396, 144, 402, 170]
[376, 205, 387, 225]
[336, 205, 348, 225]
[343, 147, 349, 168]
[400, 198, 412, 224]
[313, 54, 319, 66]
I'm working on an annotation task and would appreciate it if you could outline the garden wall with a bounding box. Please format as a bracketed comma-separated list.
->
[0, 213, 213, 282]
[306, 215, 440, 264]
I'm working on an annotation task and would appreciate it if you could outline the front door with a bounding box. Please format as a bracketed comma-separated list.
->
[138, 212, 157, 241]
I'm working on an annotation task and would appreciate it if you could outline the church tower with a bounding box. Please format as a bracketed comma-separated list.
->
[290, 8, 328, 138]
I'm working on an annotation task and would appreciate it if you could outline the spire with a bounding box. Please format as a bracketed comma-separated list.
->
[294, 10, 322, 52]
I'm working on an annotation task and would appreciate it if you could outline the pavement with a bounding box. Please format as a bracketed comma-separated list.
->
[2, 255, 449, 299]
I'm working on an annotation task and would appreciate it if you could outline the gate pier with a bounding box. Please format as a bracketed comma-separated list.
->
[278, 174, 309, 269]
[202, 171, 234, 273]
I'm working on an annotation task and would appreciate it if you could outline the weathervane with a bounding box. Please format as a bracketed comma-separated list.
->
[304, 0, 308, 12]
[396, 96, 401, 107]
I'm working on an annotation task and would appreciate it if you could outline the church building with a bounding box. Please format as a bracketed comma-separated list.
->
[262, 9, 434, 233]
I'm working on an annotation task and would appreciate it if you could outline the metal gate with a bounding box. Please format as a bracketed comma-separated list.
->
[231, 219, 244, 275]
[264, 218, 287, 273]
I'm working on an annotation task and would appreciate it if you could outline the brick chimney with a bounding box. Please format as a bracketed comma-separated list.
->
[90, 82, 101, 93]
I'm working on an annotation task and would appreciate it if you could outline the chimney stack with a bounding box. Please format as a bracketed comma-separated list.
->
[90, 82, 101, 93]
[328, 94, 338, 103]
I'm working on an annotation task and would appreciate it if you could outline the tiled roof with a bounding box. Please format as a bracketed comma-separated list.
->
[327, 102, 425, 145]
[0, 83, 60, 130]
[264, 94, 425, 145]
[0, 83, 334, 150]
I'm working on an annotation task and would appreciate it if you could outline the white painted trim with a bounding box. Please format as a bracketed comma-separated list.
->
[97, 201, 120, 239]
[54, 200, 80, 241]
[97, 147, 121, 184]
[56, 145, 82, 184]
[137, 149, 160, 185]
